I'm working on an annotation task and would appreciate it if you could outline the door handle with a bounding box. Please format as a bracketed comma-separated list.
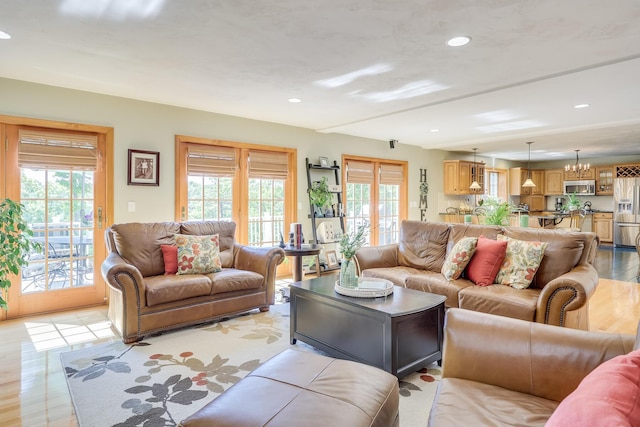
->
[181, 206, 186, 221]
[97, 207, 103, 229]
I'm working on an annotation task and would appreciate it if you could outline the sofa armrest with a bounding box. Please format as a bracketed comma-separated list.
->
[101, 252, 147, 308]
[441, 308, 635, 403]
[354, 244, 399, 273]
[536, 263, 598, 327]
[233, 245, 285, 303]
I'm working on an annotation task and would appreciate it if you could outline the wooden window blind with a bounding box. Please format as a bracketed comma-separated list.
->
[187, 144, 237, 177]
[346, 160, 374, 184]
[379, 164, 404, 185]
[18, 129, 98, 170]
[248, 150, 288, 179]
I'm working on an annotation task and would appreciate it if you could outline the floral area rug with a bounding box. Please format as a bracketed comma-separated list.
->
[60, 303, 441, 427]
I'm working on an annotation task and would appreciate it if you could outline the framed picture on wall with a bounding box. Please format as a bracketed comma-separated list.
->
[319, 156, 329, 167]
[128, 149, 160, 186]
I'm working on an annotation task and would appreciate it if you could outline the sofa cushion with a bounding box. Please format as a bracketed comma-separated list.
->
[160, 244, 178, 275]
[458, 284, 539, 322]
[144, 274, 212, 306]
[180, 221, 236, 268]
[176, 234, 222, 275]
[398, 220, 450, 271]
[428, 378, 557, 427]
[208, 269, 265, 294]
[441, 237, 477, 280]
[546, 350, 640, 427]
[495, 235, 547, 290]
[406, 272, 472, 308]
[465, 236, 507, 286]
[111, 222, 181, 277]
[503, 228, 586, 289]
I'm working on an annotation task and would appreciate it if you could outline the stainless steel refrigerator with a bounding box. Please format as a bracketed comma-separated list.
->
[614, 177, 640, 247]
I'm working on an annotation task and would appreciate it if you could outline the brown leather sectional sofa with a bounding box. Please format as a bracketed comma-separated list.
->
[428, 308, 636, 426]
[101, 221, 285, 343]
[354, 220, 599, 329]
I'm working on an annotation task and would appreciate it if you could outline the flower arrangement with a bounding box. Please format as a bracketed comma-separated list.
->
[339, 224, 368, 259]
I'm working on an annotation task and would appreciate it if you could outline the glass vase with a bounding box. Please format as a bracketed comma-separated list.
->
[339, 257, 358, 288]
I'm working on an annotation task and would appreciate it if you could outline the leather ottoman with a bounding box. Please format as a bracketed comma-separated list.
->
[180, 349, 400, 427]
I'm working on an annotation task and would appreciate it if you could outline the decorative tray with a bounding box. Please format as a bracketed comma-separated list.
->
[334, 278, 394, 298]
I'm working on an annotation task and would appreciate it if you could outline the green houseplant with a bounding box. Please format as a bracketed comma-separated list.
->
[309, 176, 332, 215]
[0, 198, 40, 309]
[481, 199, 514, 226]
[567, 192, 581, 211]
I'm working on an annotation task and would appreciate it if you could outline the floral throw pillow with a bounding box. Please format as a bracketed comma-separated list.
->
[494, 235, 548, 289]
[175, 234, 222, 275]
[441, 237, 478, 280]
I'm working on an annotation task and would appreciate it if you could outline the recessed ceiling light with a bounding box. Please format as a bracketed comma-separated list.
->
[0, 30, 11, 40]
[430, 129, 439, 133]
[288, 98, 301, 103]
[447, 36, 471, 47]
[574, 103, 590, 109]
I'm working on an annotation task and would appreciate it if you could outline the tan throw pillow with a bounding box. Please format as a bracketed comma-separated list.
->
[175, 234, 222, 275]
[494, 235, 548, 289]
[441, 237, 478, 280]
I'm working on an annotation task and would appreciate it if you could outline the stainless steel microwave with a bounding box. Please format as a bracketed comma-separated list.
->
[564, 180, 596, 196]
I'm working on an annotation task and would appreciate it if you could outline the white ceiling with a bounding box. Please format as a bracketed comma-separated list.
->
[2, 0, 640, 161]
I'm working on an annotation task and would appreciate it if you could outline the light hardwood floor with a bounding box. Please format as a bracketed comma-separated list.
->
[1, 249, 639, 426]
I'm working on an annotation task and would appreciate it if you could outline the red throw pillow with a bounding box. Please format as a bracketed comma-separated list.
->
[161, 244, 178, 275]
[465, 235, 507, 286]
[546, 349, 640, 427]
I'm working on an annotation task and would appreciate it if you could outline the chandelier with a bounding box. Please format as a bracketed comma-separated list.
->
[522, 141, 536, 187]
[565, 150, 590, 175]
[469, 148, 481, 190]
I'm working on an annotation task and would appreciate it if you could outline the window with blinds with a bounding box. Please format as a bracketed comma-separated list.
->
[344, 157, 407, 246]
[177, 137, 296, 247]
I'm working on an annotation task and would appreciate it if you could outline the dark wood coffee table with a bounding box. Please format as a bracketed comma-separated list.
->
[290, 275, 446, 378]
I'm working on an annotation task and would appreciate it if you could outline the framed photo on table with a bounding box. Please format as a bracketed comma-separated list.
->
[128, 149, 160, 186]
[326, 250, 339, 268]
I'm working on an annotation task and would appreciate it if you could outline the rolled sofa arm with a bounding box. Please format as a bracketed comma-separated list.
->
[101, 251, 147, 307]
[440, 308, 635, 403]
[536, 263, 599, 327]
[233, 245, 285, 300]
[354, 243, 399, 273]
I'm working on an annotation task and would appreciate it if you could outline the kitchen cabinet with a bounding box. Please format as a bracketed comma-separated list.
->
[544, 169, 564, 195]
[564, 168, 595, 180]
[593, 212, 613, 244]
[520, 195, 545, 212]
[595, 166, 613, 195]
[443, 160, 484, 195]
[509, 168, 544, 196]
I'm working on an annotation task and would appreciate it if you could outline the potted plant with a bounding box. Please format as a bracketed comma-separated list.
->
[480, 199, 514, 226]
[0, 198, 40, 309]
[567, 192, 581, 211]
[309, 176, 333, 216]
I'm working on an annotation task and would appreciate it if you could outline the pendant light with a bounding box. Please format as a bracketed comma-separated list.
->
[565, 149, 590, 178]
[469, 148, 481, 190]
[522, 141, 536, 187]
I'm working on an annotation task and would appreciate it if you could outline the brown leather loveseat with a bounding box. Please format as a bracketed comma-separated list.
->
[354, 220, 599, 329]
[101, 221, 285, 343]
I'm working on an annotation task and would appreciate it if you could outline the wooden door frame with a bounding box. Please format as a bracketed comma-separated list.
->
[0, 115, 114, 320]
